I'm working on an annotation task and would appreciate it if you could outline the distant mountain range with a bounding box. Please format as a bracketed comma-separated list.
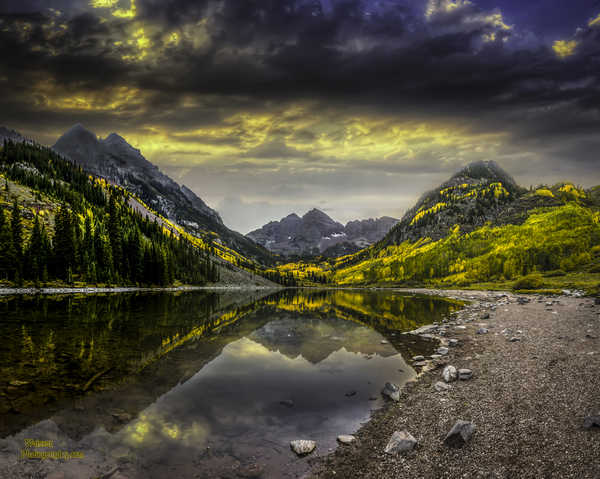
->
[52, 124, 272, 263]
[247, 208, 398, 257]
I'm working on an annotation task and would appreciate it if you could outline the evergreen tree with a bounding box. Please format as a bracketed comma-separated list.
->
[0, 207, 16, 280]
[10, 200, 22, 282]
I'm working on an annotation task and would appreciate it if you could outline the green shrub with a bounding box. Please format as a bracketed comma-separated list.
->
[512, 273, 545, 290]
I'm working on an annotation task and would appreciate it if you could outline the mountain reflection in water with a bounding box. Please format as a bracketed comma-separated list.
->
[0, 289, 463, 478]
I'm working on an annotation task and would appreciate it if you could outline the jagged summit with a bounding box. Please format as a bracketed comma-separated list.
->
[247, 209, 398, 257]
[51, 124, 272, 263]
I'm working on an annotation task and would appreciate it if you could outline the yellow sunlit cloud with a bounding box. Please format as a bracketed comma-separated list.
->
[113, 0, 137, 19]
[35, 82, 150, 113]
[91, 0, 137, 18]
[90, 0, 119, 7]
[121, 26, 151, 61]
[589, 13, 600, 27]
[553, 40, 578, 58]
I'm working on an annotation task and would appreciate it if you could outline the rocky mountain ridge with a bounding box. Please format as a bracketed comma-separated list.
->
[52, 124, 272, 263]
[247, 208, 398, 257]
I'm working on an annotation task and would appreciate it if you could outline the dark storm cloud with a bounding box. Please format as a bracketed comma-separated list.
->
[0, 0, 599, 231]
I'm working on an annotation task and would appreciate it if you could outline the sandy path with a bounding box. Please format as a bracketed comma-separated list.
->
[311, 290, 600, 479]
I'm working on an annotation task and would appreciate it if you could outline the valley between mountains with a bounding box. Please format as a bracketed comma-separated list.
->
[0, 125, 599, 296]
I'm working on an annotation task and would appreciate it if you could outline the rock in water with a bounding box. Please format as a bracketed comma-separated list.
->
[458, 369, 473, 380]
[434, 381, 451, 392]
[412, 355, 425, 361]
[337, 435, 356, 444]
[442, 365, 458, 383]
[444, 420, 475, 448]
[583, 416, 600, 429]
[384, 431, 417, 455]
[382, 382, 400, 402]
[290, 440, 316, 456]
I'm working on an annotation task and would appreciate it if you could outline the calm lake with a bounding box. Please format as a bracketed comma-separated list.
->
[0, 289, 463, 478]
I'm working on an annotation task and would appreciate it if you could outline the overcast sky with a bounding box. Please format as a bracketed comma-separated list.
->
[1, 0, 599, 233]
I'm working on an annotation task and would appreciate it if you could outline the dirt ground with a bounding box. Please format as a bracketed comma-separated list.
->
[311, 290, 600, 479]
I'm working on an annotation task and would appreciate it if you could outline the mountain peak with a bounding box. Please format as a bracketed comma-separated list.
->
[66, 123, 95, 137]
[56, 124, 98, 147]
[452, 160, 517, 189]
[303, 208, 332, 221]
[104, 132, 127, 144]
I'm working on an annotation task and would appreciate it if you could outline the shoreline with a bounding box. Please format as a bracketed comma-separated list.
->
[0, 285, 283, 296]
[310, 289, 600, 478]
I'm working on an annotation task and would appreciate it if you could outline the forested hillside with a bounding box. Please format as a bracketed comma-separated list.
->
[0, 140, 219, 286]
[273, 165, 600, 293]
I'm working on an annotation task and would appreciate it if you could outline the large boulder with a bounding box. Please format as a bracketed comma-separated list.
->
[444, 420, 475, 448]
[382, 382, 400, 402]
[384, 431, 417, 455]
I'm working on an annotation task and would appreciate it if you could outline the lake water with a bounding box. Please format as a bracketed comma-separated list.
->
[0, 289, 463, 478]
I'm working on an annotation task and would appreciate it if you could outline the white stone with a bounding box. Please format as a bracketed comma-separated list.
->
[337, 435, 356, 444]
[442, 365, 458, 383]
[290, 440, 316, 456]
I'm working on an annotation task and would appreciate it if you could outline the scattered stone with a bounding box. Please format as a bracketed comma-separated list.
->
[434, 381, 451, 392]
[458, 369, 473, 380]
[430, 354, 442, 360]
[413, 361, 428, 367]
[384, 430, 417, 455]
[481, 313, 490, 319]
[509, 337, 521, 342]
[437, 347, 449, 355]
[444, 420, 476, 448]
[382, 382, 400, 402]
[583, 416, 600, 429]
[280, 399, 294, 408]
[381, 340, 389, 344]
[290, 440, 316, 456]
[345, 391, 357, 397]
[477, 328, 489, 334]
[410, 324, 438, 335]
[448, 339, 459, 347]
[412, 355, 425, 361]
[337, 435, 356, 444]
[442, 365, 458, 383]
[455, 326, 467, 330]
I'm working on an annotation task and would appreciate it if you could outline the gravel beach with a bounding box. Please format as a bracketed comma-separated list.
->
[311, 290, 600, 479]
